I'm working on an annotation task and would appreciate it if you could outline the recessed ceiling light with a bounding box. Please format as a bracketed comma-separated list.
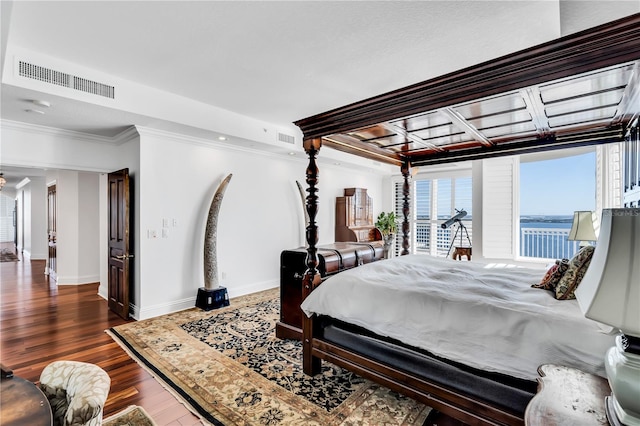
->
[288, 152, 296, 156]
[218, 136, 227, 141]
[32, 100, 51, 108]
[25, 109, 45, 114]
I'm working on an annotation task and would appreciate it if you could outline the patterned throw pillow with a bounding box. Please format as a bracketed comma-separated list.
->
[555, 245, 596, 300]
[532, 258, 570, 291]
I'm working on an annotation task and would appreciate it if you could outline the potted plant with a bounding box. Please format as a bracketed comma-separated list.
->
[375, 212, 397, 258]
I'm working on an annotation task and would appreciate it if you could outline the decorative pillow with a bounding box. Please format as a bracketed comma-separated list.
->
[532, 259, 569, 291]
[555, 245, 596, 300]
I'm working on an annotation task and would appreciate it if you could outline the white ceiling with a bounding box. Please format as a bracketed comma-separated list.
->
[1, 0, 638, 187]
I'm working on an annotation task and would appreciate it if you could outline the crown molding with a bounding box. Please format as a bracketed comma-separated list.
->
[133, 125, 392, 175]
[134, 125, 305, 162]
[1, 119, 127, 145]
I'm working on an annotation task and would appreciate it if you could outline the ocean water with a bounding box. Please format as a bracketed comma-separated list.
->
[520, 214, 573, 227]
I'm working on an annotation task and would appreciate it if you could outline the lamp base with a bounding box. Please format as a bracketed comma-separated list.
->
[195, 286, 230, 311]
[606, 396, 640, 426]
[604, 335, 640, 426]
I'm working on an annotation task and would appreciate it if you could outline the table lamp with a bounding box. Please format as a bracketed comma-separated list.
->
[575, 208, 640, 426]
[568, 210, 598, 247]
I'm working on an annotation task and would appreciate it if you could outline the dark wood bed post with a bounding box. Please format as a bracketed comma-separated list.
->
[401, 161, 411, 255]
[302, 137, 322, 375]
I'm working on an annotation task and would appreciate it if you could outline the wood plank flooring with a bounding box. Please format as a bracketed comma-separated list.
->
[0, 253, 202, 425]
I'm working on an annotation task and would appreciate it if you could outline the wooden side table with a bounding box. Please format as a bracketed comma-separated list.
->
[525, 364, 610, 426]
[452, 246, 472, 260]
[0, 375, 53, 426]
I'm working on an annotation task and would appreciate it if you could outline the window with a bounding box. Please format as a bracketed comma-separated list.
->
[519, 150, 596, 259]
[623, 121, 640, 207]
[394, 174, 472, 256]
[391, 145, 620, 261]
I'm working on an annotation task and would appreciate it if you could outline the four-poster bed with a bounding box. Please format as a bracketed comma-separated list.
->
[292, 14, 640, 426]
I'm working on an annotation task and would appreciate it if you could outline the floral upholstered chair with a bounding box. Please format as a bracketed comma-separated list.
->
[39, 360, 111, 426]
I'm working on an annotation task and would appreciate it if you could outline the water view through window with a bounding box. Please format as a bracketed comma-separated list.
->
[520, 215, 577, 259]
[520, 151, 596, 259]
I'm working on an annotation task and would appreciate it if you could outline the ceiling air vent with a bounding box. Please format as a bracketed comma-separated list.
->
[278, 132, 295, 145]
[18, 60, 115, 99]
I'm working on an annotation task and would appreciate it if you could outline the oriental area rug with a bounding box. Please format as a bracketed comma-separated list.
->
[107, 288, 431, 426]
[0, 248, 19, 262]
[103, 405, 157, 426]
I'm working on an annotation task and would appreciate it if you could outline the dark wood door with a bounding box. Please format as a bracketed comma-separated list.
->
[13, 199, 18, 252]
[108, 169, 132, 319]
[47, 185, 57, 279]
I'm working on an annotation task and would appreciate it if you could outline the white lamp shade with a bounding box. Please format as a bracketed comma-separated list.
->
[568, 211, 597, 241]
[575, 208, 640, 336]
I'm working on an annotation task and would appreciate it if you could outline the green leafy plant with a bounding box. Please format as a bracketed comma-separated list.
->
[375, 212, 397, 237]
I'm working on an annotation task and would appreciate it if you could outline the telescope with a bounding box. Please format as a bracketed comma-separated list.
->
[441, 209, 467, 229]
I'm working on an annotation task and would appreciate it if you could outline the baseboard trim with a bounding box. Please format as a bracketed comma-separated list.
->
[135, 279, 279, 320]
[227, 279, 279, 300]
[56, 274, 100, 285]
[97, 284, 108, 300]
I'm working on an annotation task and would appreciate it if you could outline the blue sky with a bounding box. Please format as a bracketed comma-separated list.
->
[520, 152, 596, 216]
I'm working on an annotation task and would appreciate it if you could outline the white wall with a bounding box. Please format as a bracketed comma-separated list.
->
[51, 170, 78, 282]
[0, 193, 16, 242]
[97, 133, 142, 301]
[134, 128, 385, 319]
[48, 170, 101, 285]
[21, 182, 30, 256]
[30, 177, 47, 259]
[2, 122, 126, 290]
[481, 157, 518, 259]
[77, 172, 100, 281]
[16, 189, 23, 252]
[1, 121, 387, 318]
[98, 173, 108, 298]
[472, 160, 484, 260]
[1, 121, 122, 172]
[17, 176, 47, 260]
[115, 133, 141, 306]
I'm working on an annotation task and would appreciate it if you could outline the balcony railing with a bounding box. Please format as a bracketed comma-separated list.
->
[404, 223, 584, 260]
[412, 220, 473, 257]
[520, 227, 581, 259]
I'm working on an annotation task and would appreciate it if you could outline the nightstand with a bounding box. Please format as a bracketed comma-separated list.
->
[525, 364, 612, 425]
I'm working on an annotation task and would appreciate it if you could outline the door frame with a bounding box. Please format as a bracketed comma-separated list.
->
[46, 183, 57, 280]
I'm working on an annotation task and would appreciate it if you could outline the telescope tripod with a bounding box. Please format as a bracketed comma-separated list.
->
[446, 220, 472, 258]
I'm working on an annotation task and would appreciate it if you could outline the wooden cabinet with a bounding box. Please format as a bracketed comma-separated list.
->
[275, 242, 384, 340]
[335, 188, 382, 242]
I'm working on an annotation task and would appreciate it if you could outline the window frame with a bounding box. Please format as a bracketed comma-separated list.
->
[388, 143, 623, 262]
[391, 166, 472, 256]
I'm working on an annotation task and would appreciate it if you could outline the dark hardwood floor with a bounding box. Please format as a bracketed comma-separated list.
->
[0, 250, 201, 425]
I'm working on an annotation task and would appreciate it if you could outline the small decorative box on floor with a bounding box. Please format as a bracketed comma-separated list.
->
[196, 286, 229, 311]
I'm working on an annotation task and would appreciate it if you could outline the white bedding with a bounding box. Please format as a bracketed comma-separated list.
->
[300, 254, 615, 381]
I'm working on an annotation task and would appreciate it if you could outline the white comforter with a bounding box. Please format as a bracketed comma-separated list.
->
[300, 254, 614, 380]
